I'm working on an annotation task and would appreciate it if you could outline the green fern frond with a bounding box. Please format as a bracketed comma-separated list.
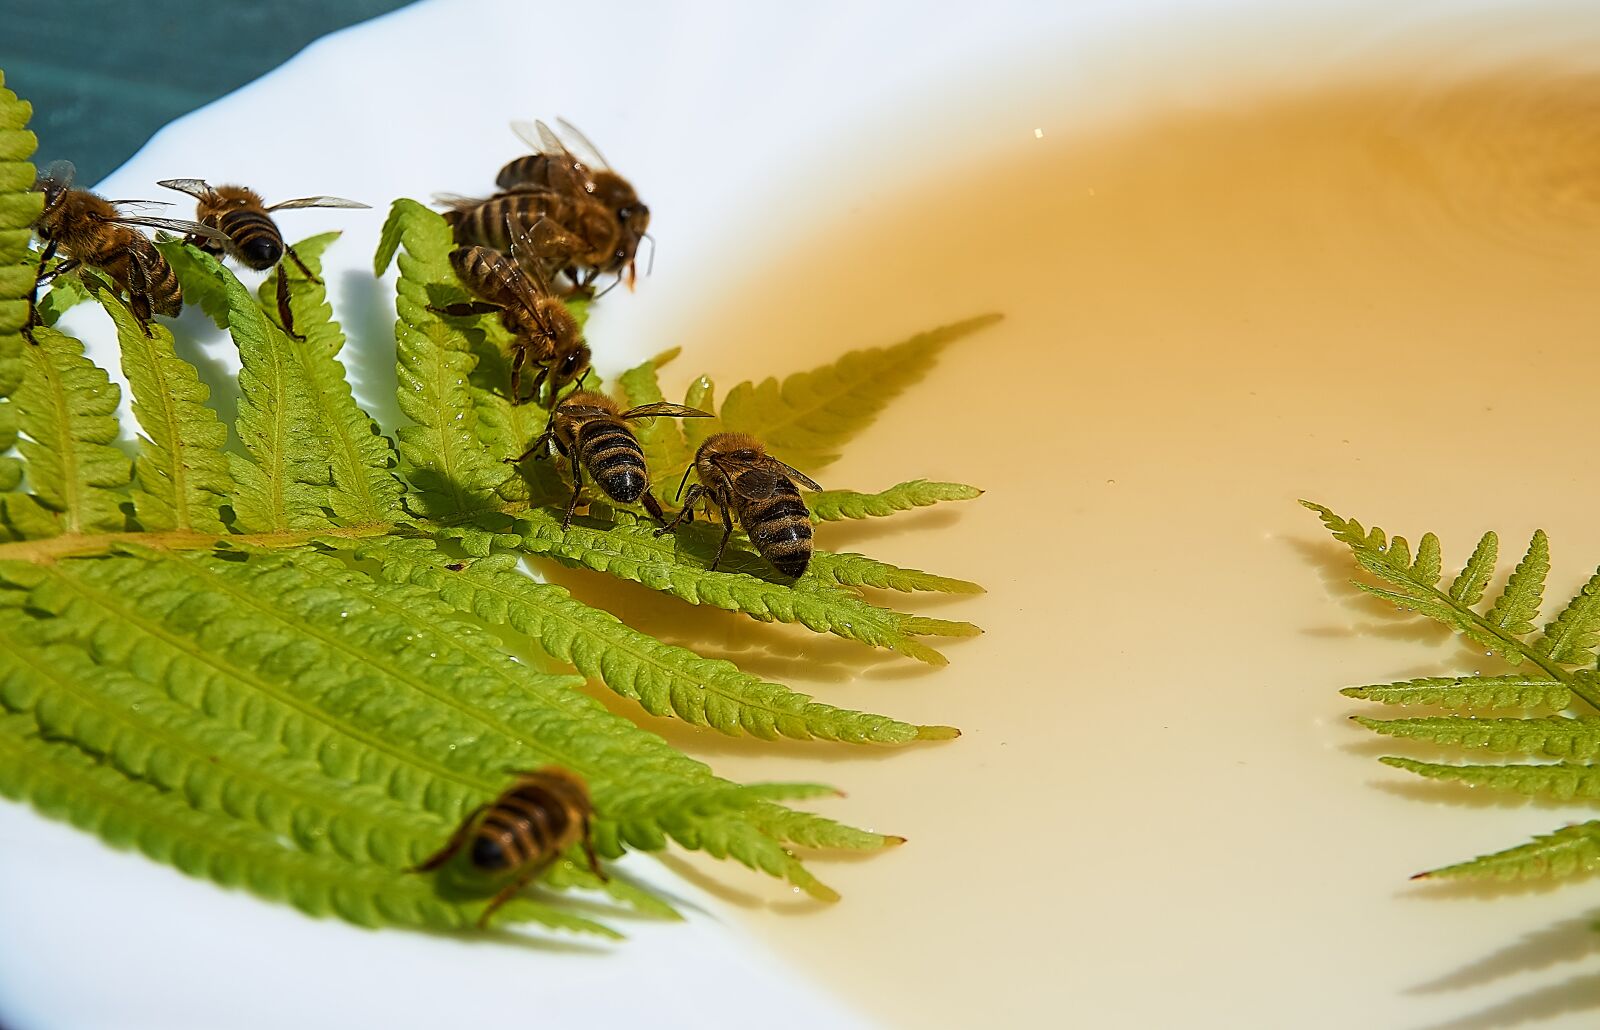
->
[0, 73, 982, 937]
[682, 373, 716, 449]
[1380, 756, 1600, 801]
[174, 252, 330, 532]
[0, 705, 610, 934]
[260, 234, 405, 525]
[1488, 530, 1550, 638]
[379, 199, 511, 518]
[366, 538, 958, 743]
[452, 510, 964, 664]
[1536, 567, 1600, 666]
[807, 548, 983, 595]
[13, 327, 128, 534]
[1413, 822, 1600, 881]
[1358, 716, 1600, 759]
[1340, 675, 1571, 711]
[0, 73, 38, 496]
[1304, 502, 1577, 680]
[1448, 531, 1498, 607]
[617, 347, 691, 477]
[0, 622, 445, 865]
[809, 480, 983, 522]
[1316, 503, 1600, 903]
[93, 281, 232, 533]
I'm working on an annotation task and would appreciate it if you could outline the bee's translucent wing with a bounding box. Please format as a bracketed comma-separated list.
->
[510, 119, 554, 154]
[766, 456, 821, 492]
[35, 160, 76, 205]
[621, 403, 712, 421]
[105, 213, 230, 244]
[266, 195, 371, 212]
[432, 192, 489, 214]
[156, 178, 214, 200]
[501, 210, 559, 315]
[106, 199, 173, 210]
[554, 118, 612, 170]
[511, 119, 588, 193]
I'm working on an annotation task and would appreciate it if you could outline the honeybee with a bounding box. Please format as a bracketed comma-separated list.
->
[445, 118, 652, 292]
[27, 161, 229, 337]
[411, 767, 603, 929]
[157, 178, 368, 339]
[440, 188, 617, 293]
[657, 432, 822, 577]
[434, 214, 591, 405]
[508, 390, 711, 528]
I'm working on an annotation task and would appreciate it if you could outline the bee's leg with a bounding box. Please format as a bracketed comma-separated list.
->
[409, 804, 488, 872]
[427, 301, 502, 317]
[561, 457, 584, 531]
[580, 814, 606, 882]
[523, 365, 550, 408]
[640, 490, 669, 528]
[476, 854, 559, 929]
[505, 427, 554, 465]
[509, 347, 528, 406]
[273, 268, 305, 342]
[283, 245, 321, 285]
[709, 503, 735, 572]
[25, 242, 60, 341]
[653, 484, 702, 537]
[125, 249, 156, 337]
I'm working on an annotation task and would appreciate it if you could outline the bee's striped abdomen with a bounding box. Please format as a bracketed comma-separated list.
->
[496, 154, 553, 191]
[467, 781, 573, 874]
[141, 240, 183, 316]
[737, 480, 814, 577]
[578, 420, 648, 503]
[219, 208, 284, 270]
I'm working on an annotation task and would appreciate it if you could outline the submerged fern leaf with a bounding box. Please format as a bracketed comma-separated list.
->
[1341, 675, 1570, 712]
[13, 327, 127, 534]
[652, 314, 1002, 485]
[94, 282, 232, 532]
[366, 538, 957, 743]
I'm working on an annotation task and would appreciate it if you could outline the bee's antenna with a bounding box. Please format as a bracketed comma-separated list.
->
[641, 232, 656, 276]
[675, 466, 694, 503]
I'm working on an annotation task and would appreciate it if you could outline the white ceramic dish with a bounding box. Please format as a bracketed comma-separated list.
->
[5, 1, 1600, 1027]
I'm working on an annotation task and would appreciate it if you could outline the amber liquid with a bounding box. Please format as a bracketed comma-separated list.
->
[572, 61, 1600, 1027]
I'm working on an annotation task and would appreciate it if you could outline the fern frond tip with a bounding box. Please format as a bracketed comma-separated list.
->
[915, 724, 961, 741]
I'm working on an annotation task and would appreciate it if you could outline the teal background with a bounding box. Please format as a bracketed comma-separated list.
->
[0, 0, 417, 184]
